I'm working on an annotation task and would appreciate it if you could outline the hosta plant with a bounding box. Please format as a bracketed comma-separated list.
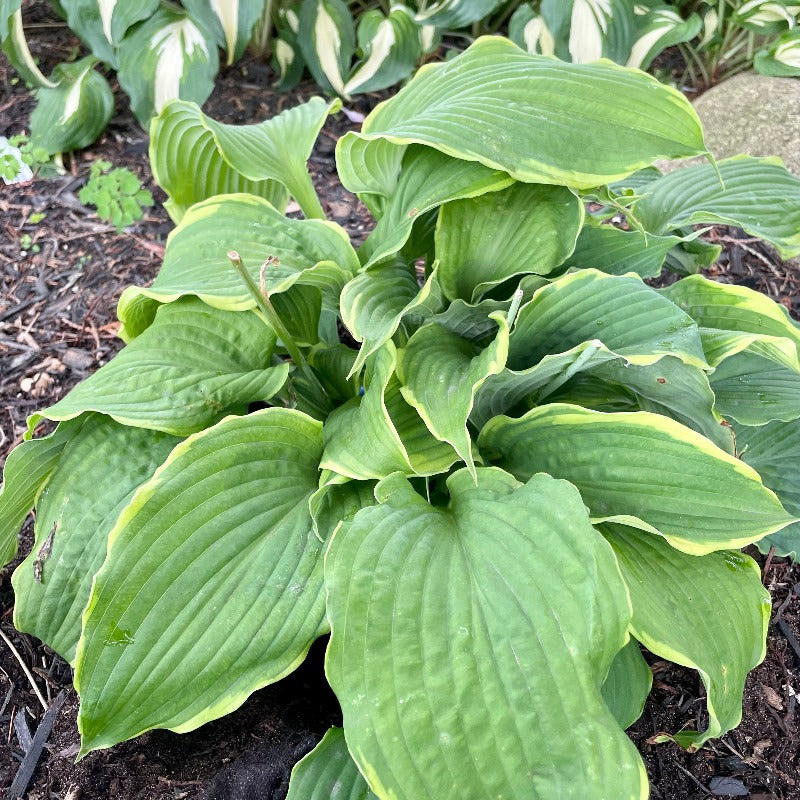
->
[4, 37, 800, 800]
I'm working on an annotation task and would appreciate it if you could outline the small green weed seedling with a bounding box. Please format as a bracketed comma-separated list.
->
[78, 160, 154, 232]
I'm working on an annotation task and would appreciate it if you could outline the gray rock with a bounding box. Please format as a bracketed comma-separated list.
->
[691, 72, 800, 176]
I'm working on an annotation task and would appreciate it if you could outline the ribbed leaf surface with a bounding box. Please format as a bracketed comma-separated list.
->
[602, 523, 771, 748]
[361, 37, 706, 189]
[13, 418, 179, 663]
[76, 409, 327, 754]
[38, 298, 287, 436]
[325, 469, 647, 800]
[479, 403, 795, 554]
[601, 639, 652, 731]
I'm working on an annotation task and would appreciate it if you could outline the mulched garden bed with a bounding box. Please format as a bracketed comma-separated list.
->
[1, 5, 799, 798]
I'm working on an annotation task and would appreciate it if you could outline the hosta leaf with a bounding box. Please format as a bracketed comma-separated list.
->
[558, 0, 636, 64]
[360, 36, 707, 190]
[413, 0, 504, 29]
[35, 297, 288, 436]
[479, 403, 796, 554]
[151, 97, 338, 222]
[60, 0, 160, 68]
[325, 469, 647, 800]
[601, 638, 652, 731]
[12, 418, 179, 663]
[340, 260, 442, 376]
[117, 8, 218, 126]
[755, 29, 800, 77]
[508, 269, 708, 371]
[321, 343, 458, 479]
[436, 182, 583, 301]
[736, 418, 800, 560]
[0, 418, 87, 565]
[626, 7, 701, 71]
[601, 523, 771, 749]
[343, 6, 421, 97]
[431, 296, 509, 347]
[183, 0, 268, 64]
[634, 157, 800, 259]
[76, 409, 327, 754]
[396, 315, 508, 478]
[309, 479, 377, 542]
[286, 727, 378, 800]
[1, 5, 58, 88]
[563, 224, 681, 278]
[359, 144, 513, 269]
[297, 0, 355, 97]
[117, 194, 358, 334]
[29, 57, 113, 156]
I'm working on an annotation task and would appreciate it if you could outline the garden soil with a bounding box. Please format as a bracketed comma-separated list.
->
[1, 5, 799, 799]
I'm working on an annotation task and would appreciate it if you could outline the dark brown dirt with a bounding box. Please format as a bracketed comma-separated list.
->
[1, 4, 799, 799]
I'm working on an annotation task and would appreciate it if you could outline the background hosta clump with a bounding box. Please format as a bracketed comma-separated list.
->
[3, 35, 800, 800]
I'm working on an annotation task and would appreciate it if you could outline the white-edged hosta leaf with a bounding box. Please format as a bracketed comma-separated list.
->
[601, 638, 652, 731]
[508, 269, 708, 371]
[563, 0, 634, 64]
[343, 6, 420, 96]
[661, 275, 800, 352]
[601, 523, 771, 749]
[335, 132, 405, 218]
[116, 194, 358, 334]
[36, 297, 287, 436]
[0, 417, 88, 565]
[1, 4, 58, 88]
[12, 418, 180, 663]
[183, 0, 268, 64]
[709, 351, 800, 426]
[509, 5, 555, 56]
[413, 0, 504, 29]
[29, 57, 113, 156]
[151, 97, 338, 222]
[321, 343, 458, 479]
[60, 0, 160, 68]
[626, 7, 701, 71]
[396, 316, 508, 478]
[360, 36, 707, 190]
[325, 468, 647, 800]
[359, 144, 513, 269]
[273, 26, 306, 90]
[76, 409, 327, 754]
[298, 0, 355, 96]
[734, 0, 799, 34]
[478, 403, 796, 555]
[436, 182, 583, 302]
[117, 7, 218, 126]
[340, 260, 442, 376]
[736, 418, 800, 560]
[755, 29, 800, 76]
[563, 224, 680, 278]
[286, 727, 378, 800]
[634, 156, 800, 259]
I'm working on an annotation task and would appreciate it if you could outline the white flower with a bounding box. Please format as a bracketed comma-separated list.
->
[0, 136, 33, 185]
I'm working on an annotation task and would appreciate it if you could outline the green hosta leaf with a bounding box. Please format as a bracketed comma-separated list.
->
[76, 409, 327, 754]
[436, 182, 583, 302]
[29, 57, 113, 156]
[431, 296, 509, 347]
[151, 97, 338, 222]
[343, 6, 421, 97]
[736, 418, 800, 560]
[563, 224, 681, 278]
[298, 0, 355, 97]
[117, 194, 358, 335]
[396, 315, 508, 478]
[602, 523, 771, 749]
[12, 418, 179, 663]
[325, 469, 647, 800]
[413, 0, 504, 29]
[626, 7, 701, 71]
[309, 479, 377, 542]
[286, 727, 378, 800]
[117, 8, 218, 126]
[755, 29, 800, 77]
[1, 4, 58, 88]
[635, 157, 800, 259]
[183, 0, 268, 64]
[321, 343, 458, 479]
[360, 36, 707, 190]
[601, 638, 652, 731]
[479, 403, 796, 555]
[359, 144, 513, 269]
[60, 0, 160, 68]
[0, 418, 88, 565]
[508, 269, 708, 371]
[36, 297, 288, 436]
[340, 260, 442, 377]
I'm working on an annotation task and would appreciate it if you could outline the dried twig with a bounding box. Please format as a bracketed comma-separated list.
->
[0, 627, 47, 711]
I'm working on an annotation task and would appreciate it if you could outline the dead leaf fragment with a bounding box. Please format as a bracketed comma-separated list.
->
[761, 684, 784, 711]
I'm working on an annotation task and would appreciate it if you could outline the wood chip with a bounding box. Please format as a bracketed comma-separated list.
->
[761, 684, 784, 711]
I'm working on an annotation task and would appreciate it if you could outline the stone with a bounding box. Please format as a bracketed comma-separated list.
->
[691, 72, 800, 176]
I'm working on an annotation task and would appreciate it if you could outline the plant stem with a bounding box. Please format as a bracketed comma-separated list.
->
[228, 250, 330, 411]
